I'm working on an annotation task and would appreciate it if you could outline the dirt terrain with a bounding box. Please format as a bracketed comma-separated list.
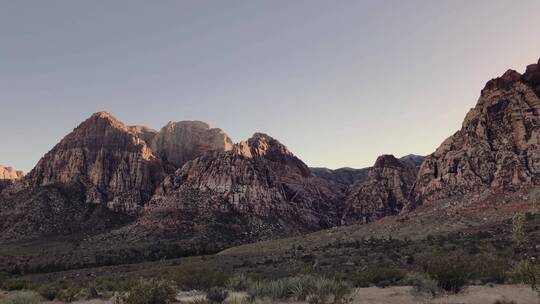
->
[2, 285, 537, 304]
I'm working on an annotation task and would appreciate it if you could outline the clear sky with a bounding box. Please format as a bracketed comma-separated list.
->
[2, 0, 540, 172]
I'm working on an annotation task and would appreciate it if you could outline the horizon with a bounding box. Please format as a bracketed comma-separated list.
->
[2, 1, 540, 172]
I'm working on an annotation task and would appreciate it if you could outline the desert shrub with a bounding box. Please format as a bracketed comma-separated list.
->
[37, 283, 61, 300]
[493, 300, 516, 304]
[427, 255, 469, 293]
[513, 260, 540, 297]
[96, 275, 137, 292]
[174, 266, 228, 291]
[206, 287, 229, 303]
[2, 291, 42, 304]
[1, 278, 33, 291]
[361, 267, 406, 287]
[289, 276, 317, 301]
[246, 280, 265, 302]
[470, 255, 509, 284]
[512, 213, 526, 248]
[189, 298, 210, 304]
[0, 272, 9, 285]
[402, 272, 440, 297]
[307, 293, 329, 304]
[227, 273, 251, 291]
[245, 275, 352, 304]
[56, 286, 81, 303]
[223, 294, 248, 304]
[123, 278, 177, 304]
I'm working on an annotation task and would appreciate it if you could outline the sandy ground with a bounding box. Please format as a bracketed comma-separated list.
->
[353, 285, 538, 304]
[1, 285, 537, 304]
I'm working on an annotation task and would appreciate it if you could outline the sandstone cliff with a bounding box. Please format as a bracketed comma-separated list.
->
[151, 121, 233, 168]
[0, 112, 166, 240]
[130, 133, 344, 244]
[412, 58, 540, 206]
[342, 155, 422, 224]
[0, 165, 24, 192]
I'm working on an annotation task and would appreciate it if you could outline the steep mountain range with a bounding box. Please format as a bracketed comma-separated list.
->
[1, 58, 540, 269]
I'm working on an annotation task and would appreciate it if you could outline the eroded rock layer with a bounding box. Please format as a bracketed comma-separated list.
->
[0, 165, 24, 192]
[0, 112, 166, 240]
[412, 58, 540, 206]
[342, 155, 422, 224]
[131, 133, 344, 244]
[151, 121, 233, 168]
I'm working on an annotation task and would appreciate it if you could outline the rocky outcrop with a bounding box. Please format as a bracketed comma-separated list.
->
[412, 58, 540, 206]
[342, 155, 422, 224]
[0, 112, 167, 241]
[18, 111, 166, 213]
[151, 121, 233, 168]
[132, 133, 343, 244]
[0, 166, 24, 180]
[0, 165, 24, 192]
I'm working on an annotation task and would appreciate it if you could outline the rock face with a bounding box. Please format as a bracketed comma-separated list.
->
[0, 112, 167, 241]
[0, 166, 24, 192]
[133, 133, 343, 244]
[19, 111, 166, 213]
[151, 121, 233, 168]
[412, 58, 540, 206]
[342, 155, 422, 224]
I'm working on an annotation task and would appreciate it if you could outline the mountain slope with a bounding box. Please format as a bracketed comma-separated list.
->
[342, 155, 422, 224]
[124, 133, 344, 247]
[151, 121, 233, 168]
[0, 112, 166, 241]
[412, 58, 540, 207]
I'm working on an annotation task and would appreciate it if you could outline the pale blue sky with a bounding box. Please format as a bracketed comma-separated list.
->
[2, 0, 540, 171]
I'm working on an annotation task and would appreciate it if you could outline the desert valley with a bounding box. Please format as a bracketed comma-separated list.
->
[1, 57, 540, 303]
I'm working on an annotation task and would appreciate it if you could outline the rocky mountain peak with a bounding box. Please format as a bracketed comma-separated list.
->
[19, 111, 165, 213]
[412, 58, 540, 206]
[342, 154, 422, 224]
[151, 120, 233, 168]
[373, 154, 403, 169]
[247, 133, 291, 156]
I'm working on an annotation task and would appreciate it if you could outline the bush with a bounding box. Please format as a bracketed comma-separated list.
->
[245, 275, 352, 304]
[206, 287, 229, 303]
[2, 278, 32, 291]
[227, 273, 251, 291]
[2, 291, 42, 304]
[174, 266, 228, 291]
[427, 255, 469, 293]
[513, 260, 540, 297]
[359, 267, 406, 287]
[37, 283, 60, 300]
[123, 278, 177, 304]
[402, 272, 440, 297]
[470, 255, 509, 284]
[56, 286, 81, 303]
[96, 276, 137, 292]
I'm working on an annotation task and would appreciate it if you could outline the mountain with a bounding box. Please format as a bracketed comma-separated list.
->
[0, 165, 24, 192]
[310, 167, 370, 187]
[412, 58, 540, 207]
[125, 133, 344, 247]
[151, 121, 233, 168]
[341, 154, 423, 224]
[0, 112, 167, 241]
